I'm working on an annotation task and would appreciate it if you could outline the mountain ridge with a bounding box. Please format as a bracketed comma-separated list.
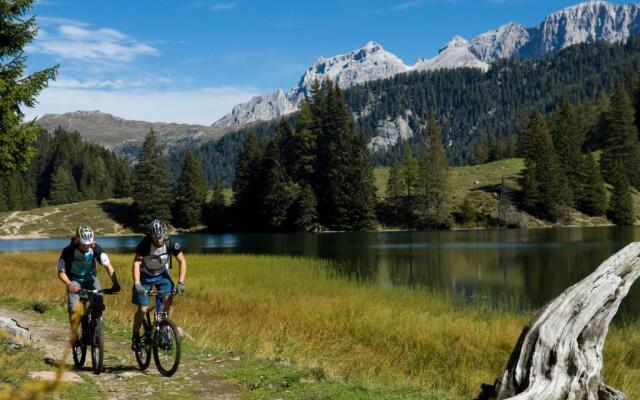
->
[36, 110, 227, 159]
[211, 1, 640, 131]
[37, 1, 640, 157]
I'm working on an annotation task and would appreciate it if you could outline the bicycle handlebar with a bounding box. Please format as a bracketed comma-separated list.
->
[145, 288, 179, 297]
[78, 288, 119, 295]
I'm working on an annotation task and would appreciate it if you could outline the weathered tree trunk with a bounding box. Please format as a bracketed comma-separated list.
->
[478, 242, 640, 400]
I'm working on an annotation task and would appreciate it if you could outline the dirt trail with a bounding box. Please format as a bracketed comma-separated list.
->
[0, 306, 239, 399]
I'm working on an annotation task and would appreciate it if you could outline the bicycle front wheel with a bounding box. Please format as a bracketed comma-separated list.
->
[90, 318, 104, 375]
[135, 320, 151, 371]
[71, 319, 87, 369]
[152, 319, 181, 377]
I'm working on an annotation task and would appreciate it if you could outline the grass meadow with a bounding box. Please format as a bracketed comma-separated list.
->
[0, 252, 639, 398]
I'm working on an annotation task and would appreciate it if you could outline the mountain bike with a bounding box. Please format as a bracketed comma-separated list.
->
[133, 288, 181, 377]
[71, 288, 116, 375]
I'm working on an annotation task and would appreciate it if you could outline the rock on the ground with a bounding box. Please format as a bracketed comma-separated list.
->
[29, 371, 84, 384]
[116, 371, 142, 379]
[177, 326, 193, 341]
[0, 316, 31, 344]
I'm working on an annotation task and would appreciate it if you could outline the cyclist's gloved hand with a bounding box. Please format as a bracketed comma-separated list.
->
[68, 281, 81, 294]
[134, 283, 146, 296]
[176, 281, 185, 295]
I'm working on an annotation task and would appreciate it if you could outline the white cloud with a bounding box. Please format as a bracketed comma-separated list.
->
[51, 77, 174, 90]
[59, 25, 129, 41]
[211, 2, 237, 11]
[30, 20, 158, 63]
[38, 16, 89, 27]
[392, 1, 423, 11]
[24, 86, 260, 125]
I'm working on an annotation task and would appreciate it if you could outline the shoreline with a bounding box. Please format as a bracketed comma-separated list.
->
[0, 222, 635, 241]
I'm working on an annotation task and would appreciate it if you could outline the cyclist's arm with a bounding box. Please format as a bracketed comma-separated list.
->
[58, 270, 73, 286]
[176, 252, 187, 284]
[103, 262, 119, 287]
[56, 257, 72, 286]
[132, 254, 144, 284]
[97, 250, 119, 286]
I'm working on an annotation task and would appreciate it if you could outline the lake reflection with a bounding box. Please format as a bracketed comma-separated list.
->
[2, 226, 639, 318]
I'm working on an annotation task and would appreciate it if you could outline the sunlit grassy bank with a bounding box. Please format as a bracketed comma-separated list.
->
[1, 252, 639, 398]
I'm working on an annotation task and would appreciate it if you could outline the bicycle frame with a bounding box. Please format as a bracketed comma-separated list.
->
[145, 290, 174, 329]
[78, 290, 105, 339]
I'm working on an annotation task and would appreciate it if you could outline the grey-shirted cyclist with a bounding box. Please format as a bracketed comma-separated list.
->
[131, 219, 187, 351]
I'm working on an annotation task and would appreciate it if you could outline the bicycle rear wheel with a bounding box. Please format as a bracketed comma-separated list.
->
[90, 318, 104, 375]
[71, 319, 87, 369]
[152, 319, 181, 377]
[135, 320, 151, 370]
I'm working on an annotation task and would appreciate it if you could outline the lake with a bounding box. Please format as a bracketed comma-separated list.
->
[2, 226, 639, 318]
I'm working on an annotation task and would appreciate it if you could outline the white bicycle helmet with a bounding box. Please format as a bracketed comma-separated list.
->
[148, 218, 167, 240]
[76, 225, 94, 245]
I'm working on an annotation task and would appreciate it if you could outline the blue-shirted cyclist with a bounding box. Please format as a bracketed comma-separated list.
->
[57, 225, 121, 339]
[131, 219, 187, 351]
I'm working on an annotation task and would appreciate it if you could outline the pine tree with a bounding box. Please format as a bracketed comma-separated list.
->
[205, 181, 227, 232]
[286, 102, 317, 183]
[386, 160, 402, 201]
[232, 131, 266, 230]
[489, 136, 507, 162]
[474, 139, 488, 165]
[262, 139, 297, 230]
[314, 81, 375, 230]
[2, 172, 26, 210]
[506, 135, 518, 159]
[49, 165, 78, 205]
[0, 0, 57, 174]
[290, 183, 318, 231]
[630, 71, 640, 138]
[132, 129, 173, 230]
[600, 85, 640, 189]
[93, 157, 111, 199]
[522, 165, 539, 213]
[550, 97, 583, 203]
[0, 177, 7, 211]
[584, 92, 611, 150]
[172, 151, 208, 228]
[113, 159, 131, 198]
[399, 144, 419, 197]
[417, 110, 451, 229]
[576, 152, 607, 216]
[521, 111, 571, 221]
[608, 160, 635, 225]
[458, 197, 477, 224]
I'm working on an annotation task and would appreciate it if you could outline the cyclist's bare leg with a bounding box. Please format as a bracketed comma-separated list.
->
[163, 297, 173, 319]
[69, 303, 84, 343]
[133, 305, 148, 336]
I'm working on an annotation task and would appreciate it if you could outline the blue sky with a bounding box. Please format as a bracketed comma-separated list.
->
[24, 0, 634, 124]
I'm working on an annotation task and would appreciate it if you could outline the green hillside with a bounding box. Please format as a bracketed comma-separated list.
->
[375, 158, 523, 212]
[0, 199, 135, 238]
[376, 158, 639, 227]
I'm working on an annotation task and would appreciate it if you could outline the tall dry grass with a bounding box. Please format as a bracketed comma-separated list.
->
[1, 252, 638, 398]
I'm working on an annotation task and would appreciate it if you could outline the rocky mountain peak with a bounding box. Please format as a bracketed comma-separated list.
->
[527, 1, 640, 57]
[214, 2, 640, 130]
[440, 36, 469, 53]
